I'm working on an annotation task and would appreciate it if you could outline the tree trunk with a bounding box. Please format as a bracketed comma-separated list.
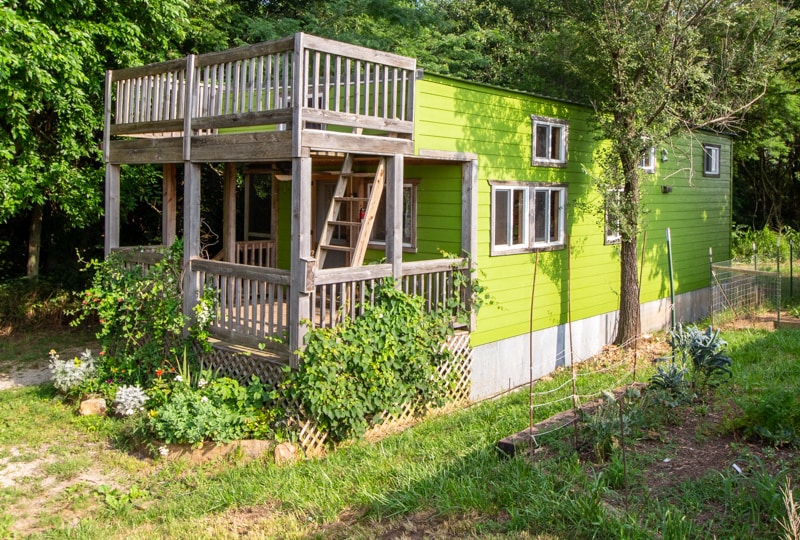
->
[616, 235, 641, 345]
[614, 150, 642, 346]
[27, 204, 43, 277]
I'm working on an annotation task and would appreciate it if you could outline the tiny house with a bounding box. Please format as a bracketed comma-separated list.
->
[104, 33, 731, 400]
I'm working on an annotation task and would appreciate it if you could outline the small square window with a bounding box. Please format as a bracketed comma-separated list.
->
[491, 181, 566, 255]
[639, 147, 656, 173]
[531, 116, 568, 167]
[605, 188, 623, 244]
[703, 144, 721, 177]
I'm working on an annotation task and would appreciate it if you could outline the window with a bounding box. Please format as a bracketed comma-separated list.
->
[531, 116, 568, 166]
[703, 144, 721, 177]
[604, 189, 623, 244]
[491, 181, 567, 254]
[639, 146, 656, 173]
[369, 181, 417, 251]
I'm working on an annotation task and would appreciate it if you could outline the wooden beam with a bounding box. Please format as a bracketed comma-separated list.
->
[183, 162, 201, 321]
[183, 54, 196, 162]
[223, 163, 237, 263]
[189, 131, 294, 162]
[301, 130, 413, 156]
[386, 154, 403, 281]
[108, 137, 183, 164]
[104, 164, 120, 257]
[289, 156, 312, 366]
[462, 159, 479, 331]
[162, 164, 177, 247]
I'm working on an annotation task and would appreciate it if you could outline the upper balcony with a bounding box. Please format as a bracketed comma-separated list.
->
[103, 33, 417, 165]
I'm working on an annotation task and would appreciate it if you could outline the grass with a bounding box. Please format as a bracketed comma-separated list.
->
[0, 325, 99, 371]
[0, 326, 798, 538]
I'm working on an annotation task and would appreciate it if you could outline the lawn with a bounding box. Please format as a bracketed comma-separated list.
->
[0, 324, 798, 539]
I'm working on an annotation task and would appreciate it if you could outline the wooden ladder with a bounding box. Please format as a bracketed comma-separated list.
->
[316, 155, 386, 268]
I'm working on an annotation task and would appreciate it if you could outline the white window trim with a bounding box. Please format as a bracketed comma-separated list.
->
[703, 144, 721, 177]
[639, 146, 656, 173]
[368, 180, 418, 252]
[531, 115, 569, 167]
[490, 181, 567, 255]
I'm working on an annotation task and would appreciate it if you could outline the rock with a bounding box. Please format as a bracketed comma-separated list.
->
[79, 398, 107, 416]
[274, 442, 299, 465]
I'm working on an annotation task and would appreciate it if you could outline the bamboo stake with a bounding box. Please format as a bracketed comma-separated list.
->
[529, 250, 540, 454]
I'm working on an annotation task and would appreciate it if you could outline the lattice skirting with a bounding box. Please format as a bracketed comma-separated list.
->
[198, 331, 473, 456]
[295, 330, 473, 456]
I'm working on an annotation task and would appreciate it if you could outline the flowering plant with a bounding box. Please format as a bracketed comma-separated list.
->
[49, 349, 97, 394]
[113, 385, 149, 416]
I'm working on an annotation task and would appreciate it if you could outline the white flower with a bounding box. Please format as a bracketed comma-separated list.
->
[174, 375, 183, 383]
[200, 396, 209, 403]
[197, 378, 207, 388]
[158, 445, 170, 457]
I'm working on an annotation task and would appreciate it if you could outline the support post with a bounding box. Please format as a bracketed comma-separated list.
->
[223, 163, 237, 263]
[182, 162, 201, 321]
[289, 155, 313, 367]
[386, 154, 404, 283]
[462, 159, 479, 330]
[104, 163, 120, 257]
[162, 164, 177, 248]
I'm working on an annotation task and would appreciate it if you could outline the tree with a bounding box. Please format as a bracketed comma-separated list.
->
[541, 0, 786, 345]
[733, 6, 800, 230]
[0, 0, 196, 278]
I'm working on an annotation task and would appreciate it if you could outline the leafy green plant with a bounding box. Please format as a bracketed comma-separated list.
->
[148, 371, 279, 446]
[286, 279, 456, 443]
[669, 324, 733, 391]
[48, 348, 97, 396]
[70, 240, 212, 387]
[579, 387, 646, 461]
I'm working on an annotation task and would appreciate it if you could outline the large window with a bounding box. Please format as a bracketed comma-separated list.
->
[531, 116, 568, 167]
[703, 144, 721, 177]
[369, 181, 417, 251]
[491, 182, 567, 255]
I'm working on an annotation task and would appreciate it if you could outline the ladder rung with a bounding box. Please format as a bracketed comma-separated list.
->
[330, 220, 362, 227]
[320, 244, 354, 252]
[334, 196, 368, 202]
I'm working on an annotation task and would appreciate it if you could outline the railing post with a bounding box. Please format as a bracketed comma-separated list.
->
[183, 162, 202, 323]
[386, 154, 403, 286]
[104, 164, 120, 257]
[462, 159, 478, 331]
[289, 156, 313, 367]
[291, 33, 305, 157]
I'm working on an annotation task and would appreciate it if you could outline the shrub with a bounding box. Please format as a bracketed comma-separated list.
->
[71, 240, 213, 387]
[0, 277, 76, 331]
[654, 324, 732, 394]
[113, 385, 149, 417]
[49, 349, 97, 396]
[285, 280, 456, 443]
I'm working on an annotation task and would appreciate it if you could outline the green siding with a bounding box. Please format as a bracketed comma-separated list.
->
[414, 74, 731, 347]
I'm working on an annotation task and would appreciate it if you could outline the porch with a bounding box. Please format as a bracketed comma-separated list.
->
[103, 33, 478, 364]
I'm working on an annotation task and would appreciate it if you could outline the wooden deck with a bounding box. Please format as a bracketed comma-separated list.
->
[104, 33, 417, 164]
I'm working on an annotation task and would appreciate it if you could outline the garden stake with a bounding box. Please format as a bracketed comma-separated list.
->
[709, 247, 714, 328]
[777, 236, 781, 326]
[618, 398, 629, 512]
[634, 230, 647, 381]
[790, 240, 794, 298]
[529, 250, 539, 453]
[567, 235, 579, 450]
[667, 228, 676, 357]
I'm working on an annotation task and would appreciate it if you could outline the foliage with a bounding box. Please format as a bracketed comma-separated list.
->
[148, 371, 279, 446]
[537, 0, 787, 345]
[48, 348, 96, 396]
[578, 387, 648, 461]
[113, 385, 149, 417]
[669, 324, 733, 391]
[0, 277, 76, 330]
[70, 240, 212, 387]
[731, 224, 800, 263]
[286, 279, 455, 443]
[0, 0, 194, 277]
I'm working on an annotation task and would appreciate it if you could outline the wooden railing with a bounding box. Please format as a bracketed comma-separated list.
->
[236, 240, 276, 267]
[107, 33, 416, 140]
[110, 246, 165, 272]
[192, 259, 290, 349]
[310, 258, 470, 329]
